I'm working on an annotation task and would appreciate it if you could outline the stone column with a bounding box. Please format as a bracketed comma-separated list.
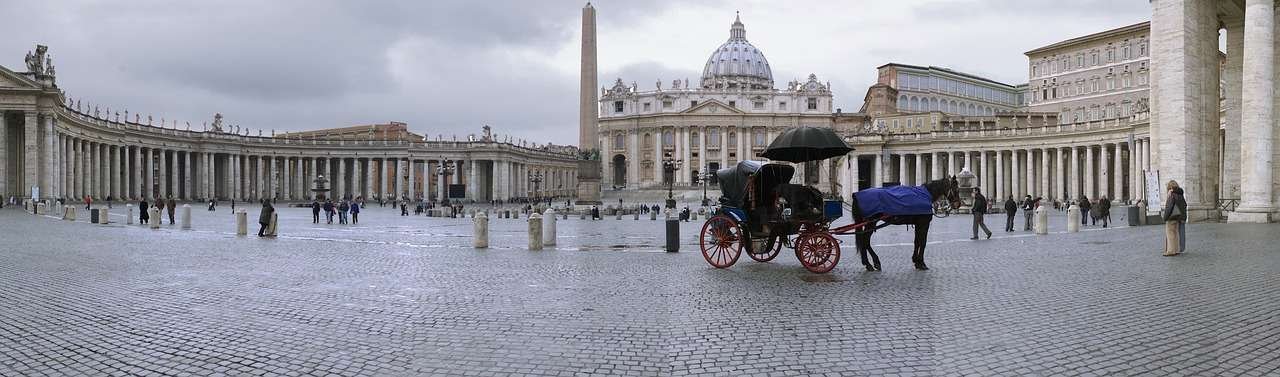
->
[42, 114, 54, 198]
[1152, 0, 1223, 220]
[183, 151, 192, 200]
[850, 155, 860, 193]
[131, 146, 140, 201]
[1087, 145, 1097, 199]
[159, 149, 169, 199]
[22, 113, 37, 197]
[1112, 144, 1123, 200]
[309, 157, 319, 200]
[995, 150, 1005, 201]
[438, 161, 448, 202]
[1223, 18, 1245, 200]
[1057, 147, 1068, 201]
[872, 153, 883, 187]
[1040, 149, 1050, 200]
[1069, 146, 1080, 200]
[897, 154, 907, 184]
[109, 145, 119, 199]
[654, 132, 664, 187]
[406, 158, 415, 201]
[914, 153, 925, 185]
[1234, 0, 1276, 222]
[1010, 150, 1021, 199]
[930, 152, 942, 181]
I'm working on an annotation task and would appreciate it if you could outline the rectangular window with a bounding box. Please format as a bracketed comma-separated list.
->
[753, 101, 764, 110]
[690, 100, 698, 108]
[806, 97, 817, 110]
[709, 130, 720, 146]
[728, 101, 736, 108]
[613, 101, 624, 113]
[778, 101, 787, 110]
[662, 100, 673, 109]
[643, 102, 651, 111]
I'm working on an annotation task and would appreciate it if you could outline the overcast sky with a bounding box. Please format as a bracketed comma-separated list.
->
[1, 0, 1150, 145]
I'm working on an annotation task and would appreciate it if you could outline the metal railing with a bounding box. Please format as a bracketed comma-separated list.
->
[1217, 198, 1240, 212]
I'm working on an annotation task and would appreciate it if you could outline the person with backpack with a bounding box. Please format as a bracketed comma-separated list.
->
[338, 200, 350, 224]
[1079, 195, 1092, 227]
[311, 200, 321, 223]
[350, 200, 360, 224]
[1021, 195, 1034, 231]
[1162, 180, 1187, 256]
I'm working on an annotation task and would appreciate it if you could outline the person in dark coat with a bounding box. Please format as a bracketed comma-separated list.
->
[591, 206, 600, 220]
[1097, 196, 1112, 228]
[323, 200, 335, 224]
[1162, 181, 1187, 256]
[257, 200, 275, 237]
[311, 200, 321, 223]
[1003, 196, 1018, 232]
[139, 200, 150, 224]
[1021, 195, 1034, 231]
[166, 197, 177, 224]
[970, 187, 992, 239]
[1078, 195, 1092, 226]
[350, 200, 360, 224]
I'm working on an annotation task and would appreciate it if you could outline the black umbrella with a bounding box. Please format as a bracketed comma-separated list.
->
[760, 126, 854, 163]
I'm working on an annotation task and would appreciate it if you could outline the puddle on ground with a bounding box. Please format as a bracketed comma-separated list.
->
[800, 275, 846, 283]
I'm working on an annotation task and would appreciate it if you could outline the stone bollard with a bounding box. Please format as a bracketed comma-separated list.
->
[543, 208, 557, 246]
[513, 211, 520, 219]
[634, 212, 640, 220]
[264, 212, 279, 236]
[616, 211, 622, 220]
[473, 211, 489, 248]
[235, 209, 248, 235]
[579, 212, 586, 220]
[127, 204, 135, 225]
[1034, 206, 1048, 235]
[691, 211, 698, 221]
[63, 206, 77, 221]
[147, 208, 159, 229]
[1066, 204, 1080, 233]
[181, 204, 192, 229]
[665, 210, 679, 252]
[36, 202, 46, 215]
[98, 207, 110, 224]
[528, 213, 543, 250]
[650, 211, 658, 221]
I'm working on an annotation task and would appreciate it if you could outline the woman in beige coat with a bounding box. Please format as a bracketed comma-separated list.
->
[1162, 180, 1187, 256]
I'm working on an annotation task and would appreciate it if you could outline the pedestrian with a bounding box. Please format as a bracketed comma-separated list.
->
[208, 200, 216, 211]
[338, 200, 349, 224]
[1162, 180, 1187, 256]
[350, 200, 360, 224]
[323, 200, 335, 224]
[970, 187, 992, 240]
[1021, 195, 1034, 231]
[1079, 195, 1092, 226]
[400, 201, 408, 216]
[591, 205, 600, 220]
[311, 200, 321, 223]
[258, 199, 275, 237]
[1003, 196, 1017, 232]
[84, 195, 92, 210]
[139, 200, 150, 224]
[106, 195, 114, 209]
[167, 197, 177, 224]
[1098, 196, 1112, 228]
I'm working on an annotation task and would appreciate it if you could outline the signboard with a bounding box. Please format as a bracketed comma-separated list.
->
[1144, 169, 1161, 211]
[447, 184, 466, 199]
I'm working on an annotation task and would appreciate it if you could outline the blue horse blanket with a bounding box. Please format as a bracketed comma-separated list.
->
[852, 185, 934, 218]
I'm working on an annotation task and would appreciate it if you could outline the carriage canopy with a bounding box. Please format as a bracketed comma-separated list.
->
[716, 160, 794, 208]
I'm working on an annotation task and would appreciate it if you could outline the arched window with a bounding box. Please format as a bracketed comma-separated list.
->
[910, 96, 920, 111]
[614, 133, 625, 149]
[930, 97, 939, 111]
[643, 133, 653, 148]
[662, 130, 674, 146]
[898, 95, 909, 110]
[728, 132, 737, 147]
[708, 129, 721, 146]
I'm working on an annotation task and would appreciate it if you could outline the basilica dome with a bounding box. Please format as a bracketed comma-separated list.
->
[700, 14, 774, 90]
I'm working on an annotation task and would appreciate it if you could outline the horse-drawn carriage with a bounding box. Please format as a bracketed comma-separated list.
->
[699, 127, 962, 274]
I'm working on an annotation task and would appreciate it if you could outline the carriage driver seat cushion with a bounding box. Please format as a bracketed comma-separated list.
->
[776, 184, 824, 220]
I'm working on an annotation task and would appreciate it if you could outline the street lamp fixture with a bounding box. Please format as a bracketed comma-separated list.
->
[662, 157, 683, 209]
[527, 171, 543, 201]
[437, 158, 456, 203]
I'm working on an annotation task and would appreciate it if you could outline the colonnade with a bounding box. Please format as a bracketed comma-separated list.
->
[601, 125, 790, 188]
[843, 138, 1152, 204]
[0, 107, 578, 203]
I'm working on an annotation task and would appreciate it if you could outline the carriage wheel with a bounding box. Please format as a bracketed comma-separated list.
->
[699, 215, 743, 268]
[795, 232, 840, 274]
[746, 235, 782, 262]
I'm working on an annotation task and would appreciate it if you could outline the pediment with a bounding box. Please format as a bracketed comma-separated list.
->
[681, 100, 745, 115]
[0, 65, 40, 89]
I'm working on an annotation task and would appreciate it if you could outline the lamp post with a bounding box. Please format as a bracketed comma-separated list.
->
[528, 171, 543, 202]
[437, 158, 455, 204]
[701, 167, 716, 207]
[662, 157, 683, 209]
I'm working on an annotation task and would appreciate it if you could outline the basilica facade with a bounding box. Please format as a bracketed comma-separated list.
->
[596, 15, 835, 190]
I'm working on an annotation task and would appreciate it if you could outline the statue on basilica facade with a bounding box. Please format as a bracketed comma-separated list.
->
[210, 113, 224, 133]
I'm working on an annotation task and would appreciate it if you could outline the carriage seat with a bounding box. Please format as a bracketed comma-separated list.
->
[776, 184, 824, 221]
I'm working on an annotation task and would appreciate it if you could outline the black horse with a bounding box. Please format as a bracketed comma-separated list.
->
[848, 177, 962, 271]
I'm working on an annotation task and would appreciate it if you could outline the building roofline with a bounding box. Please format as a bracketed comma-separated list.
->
[1024, 21, 1150, 56]
[877, 63, 1018, 89]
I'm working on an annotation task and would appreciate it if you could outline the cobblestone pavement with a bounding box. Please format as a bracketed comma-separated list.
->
[1, 205, 1278, 376]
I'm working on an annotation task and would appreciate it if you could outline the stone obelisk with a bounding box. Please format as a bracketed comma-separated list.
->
[575, 2, 603, 206]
